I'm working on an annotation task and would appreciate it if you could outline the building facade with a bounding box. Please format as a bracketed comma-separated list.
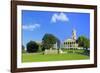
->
[63, 29, 78, 49]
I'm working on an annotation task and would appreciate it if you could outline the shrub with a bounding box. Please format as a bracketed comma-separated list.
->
[26, 41, 39, 53]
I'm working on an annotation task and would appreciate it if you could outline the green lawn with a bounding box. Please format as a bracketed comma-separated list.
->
[22, 51, 89, 62]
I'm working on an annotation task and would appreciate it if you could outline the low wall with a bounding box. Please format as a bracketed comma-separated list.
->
[44, 49, 58, 54]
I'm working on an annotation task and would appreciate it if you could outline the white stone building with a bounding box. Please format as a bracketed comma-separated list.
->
[63, 29, 79, 49]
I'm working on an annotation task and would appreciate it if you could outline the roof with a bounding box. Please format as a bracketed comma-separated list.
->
[64, 38, 76, 42]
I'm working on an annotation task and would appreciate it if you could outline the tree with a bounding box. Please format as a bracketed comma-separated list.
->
[83, 38, 90, 55]
[26, 41, 39, 53]
[77, 36, 85, 47]
[77, 36, 90, 55]
[22, 45, 25, 50]
[42, 33, 58, 51]
[22, 45, 25, 53]
[77, 36, 90, 50]
[84, 39, 90, 50]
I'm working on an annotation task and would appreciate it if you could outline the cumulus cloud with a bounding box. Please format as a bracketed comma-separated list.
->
[51, 12, 69, 23]
[22, 24, 40, 31]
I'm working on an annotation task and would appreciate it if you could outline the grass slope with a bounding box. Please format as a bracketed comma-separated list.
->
[22, 53, 89, 62]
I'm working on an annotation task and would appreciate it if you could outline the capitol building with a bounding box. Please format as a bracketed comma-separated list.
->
[53, 29, 80, 49]
[63, 29, 78, 49]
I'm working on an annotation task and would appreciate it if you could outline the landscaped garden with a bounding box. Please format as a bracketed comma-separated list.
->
[22, 34, 90, 63]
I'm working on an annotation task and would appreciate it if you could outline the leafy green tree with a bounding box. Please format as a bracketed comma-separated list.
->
[77, 36, 90, 55]
[84, 39, 90, 50]
[22, 45, 25, 50]
[22, 45, 25, 53]
[77, 36, 85, 47]
[26, 41, 39, 53]
[42, 33, 58, 51]
[83, 38, 90, 55]
[77, 36, 90, 50]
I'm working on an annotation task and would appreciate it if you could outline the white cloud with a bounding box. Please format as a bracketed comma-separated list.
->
[51, 12, 69, 23]
[22, 24, 40, 31]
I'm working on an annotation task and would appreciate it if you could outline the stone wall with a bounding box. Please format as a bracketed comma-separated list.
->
[44, 49, 58, 54]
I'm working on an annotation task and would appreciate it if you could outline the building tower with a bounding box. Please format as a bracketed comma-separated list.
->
[72, 29, 77, 40]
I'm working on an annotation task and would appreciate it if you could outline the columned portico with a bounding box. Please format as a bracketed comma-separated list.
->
[64, 40, 78, 49]
[63, 29, 78, 49]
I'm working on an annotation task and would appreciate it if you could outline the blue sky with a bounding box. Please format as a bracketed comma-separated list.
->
[22, 10, 90, 46]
